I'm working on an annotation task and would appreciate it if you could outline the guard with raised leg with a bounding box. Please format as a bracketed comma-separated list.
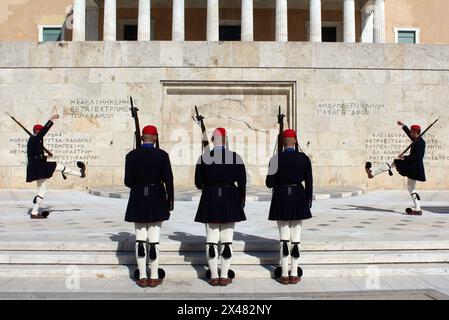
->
[20, 113, 86, 219]
[365, 120, 429, 216]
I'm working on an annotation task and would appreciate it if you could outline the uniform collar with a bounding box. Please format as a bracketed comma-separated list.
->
[283, 147, 295, 152]
[142, 143, 155, 148]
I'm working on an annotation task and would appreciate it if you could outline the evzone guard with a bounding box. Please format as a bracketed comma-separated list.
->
[124, 125, 174, 288]
[193, 108, 246, 286]
[365, 120, 434, 216]
[18, 113, 86, 219]
[266, 122, 313, 284]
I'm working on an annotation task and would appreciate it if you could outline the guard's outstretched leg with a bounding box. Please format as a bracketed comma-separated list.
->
[55, 163, 87, 179]
[365, 162, 394, 179]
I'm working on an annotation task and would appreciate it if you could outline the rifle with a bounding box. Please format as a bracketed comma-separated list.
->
[365, 118, 439, 176]
[277, 106, 285, 154]
[130, 97, 142, 149]
[194, 106, 209, 151]
[400, 118, 439, 156]
[5, 112, 53, 157]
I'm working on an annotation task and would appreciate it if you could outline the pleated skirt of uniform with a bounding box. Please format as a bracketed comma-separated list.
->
[394, 159, 426, 182]
[125, 184, 170, 223]
[268, 185, 312, 221]
[194, 185, 246, 224]
[26, 160, 57, 183]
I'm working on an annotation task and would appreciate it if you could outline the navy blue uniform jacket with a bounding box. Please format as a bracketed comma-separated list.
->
[394, 125, 426, 182]
[26, 120, 57, 183]
[194, 147, 246, 224]
[124, 146, 174, 223]
[266, 149, 313, 221]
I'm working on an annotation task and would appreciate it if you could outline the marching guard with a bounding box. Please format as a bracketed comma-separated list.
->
[365, 121, 427, 215]
[27, 114, 86, 219]
[194, 127, 247, 286]
[266, 129, 313, 285]
[124, 125, 174, 288]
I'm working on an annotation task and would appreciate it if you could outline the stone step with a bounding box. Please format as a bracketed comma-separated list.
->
[0, 263, 448, 279]
[1, 250, 449, 265]
[2, 240, 449, 252]
[88, 186, 364, 201]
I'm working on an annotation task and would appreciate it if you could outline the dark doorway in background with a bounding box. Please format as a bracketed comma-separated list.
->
[124, 25, 137, 41]
[219, 25, 241, 41]
[322, 26, 337, 42]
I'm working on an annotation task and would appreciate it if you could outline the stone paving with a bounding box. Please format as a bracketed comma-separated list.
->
[0, 189, 448, 242]
[0, 276, 448, 300]
[0, 189, 448, 299]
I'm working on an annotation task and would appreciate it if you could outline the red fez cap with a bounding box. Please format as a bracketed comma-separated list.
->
[33, 124, 44, 132]
[213, 127, 226, 137]
[142, 125, 158, 135]
[411, 125, 421, 133]
[283, 129, 297, 138]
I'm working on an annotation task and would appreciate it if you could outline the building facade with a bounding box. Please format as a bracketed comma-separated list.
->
[0, 1, 448, 191]
[1, 0, 449, 44]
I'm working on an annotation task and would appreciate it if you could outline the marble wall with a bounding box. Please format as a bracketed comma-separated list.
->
[0, 41, 448, 190]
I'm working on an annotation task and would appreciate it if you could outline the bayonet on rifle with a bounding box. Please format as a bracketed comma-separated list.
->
[195, 106, 209, 151]
[130, 97, 142, 149]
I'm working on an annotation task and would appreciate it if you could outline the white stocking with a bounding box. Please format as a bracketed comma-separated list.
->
[277, 221, 291, 277]
[56, 163, 82, 177]
[31, 179, 47, 215]
[147, 222, 162, 280]
[371, 162, 396, 177]
[135, 223, 148, 279]
[219, 223, 235, 279]
[290, 221, 302, 277]
[206, 223, 219, 279]
[407, 178, 421, 211]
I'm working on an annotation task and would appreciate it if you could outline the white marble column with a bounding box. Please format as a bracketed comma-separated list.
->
[275, 0, 288, 42]
[241, 0, 254, 41]
[207, 0, 219, 41]
[72, 0, 86, 41]
[343, 0, 356, 42]
[361, 8, 374, 43]
[103, 0, 116, 41]
[374, 0, 385, 43]
[138, 0, 151, 41]
[172, 0, 185, 41]
[309, 0, 322, 42]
